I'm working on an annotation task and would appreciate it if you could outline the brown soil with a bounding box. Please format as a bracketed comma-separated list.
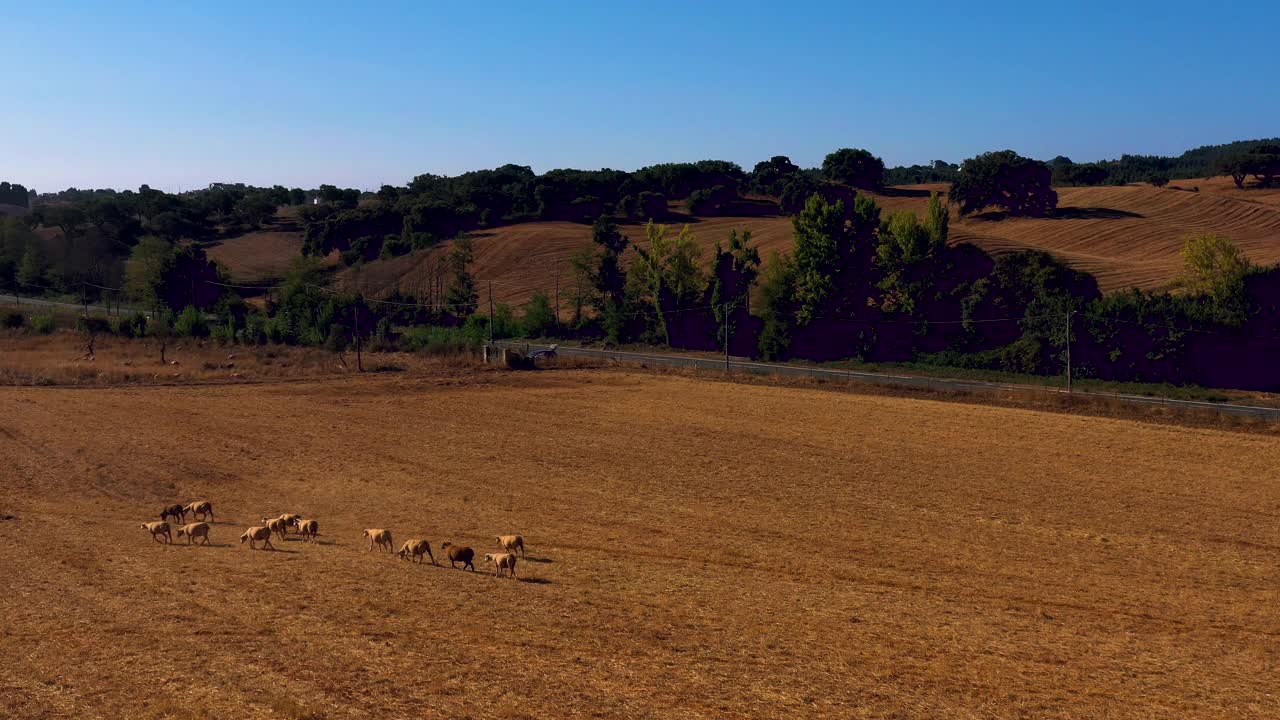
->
[2, 360, 1277, 718]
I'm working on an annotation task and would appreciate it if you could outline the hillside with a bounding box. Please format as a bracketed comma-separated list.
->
[204, 207, 341, 284]
[325, 180, 1280, 305]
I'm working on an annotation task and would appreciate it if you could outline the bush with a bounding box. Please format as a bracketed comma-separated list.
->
[398, 325, 484, 355]
[114, 313, 147, 338]
[380, 233, 412, 259]
[211, 319, 237, 344]
[173, 306, 209, 337]
[1, 310, 23, 329]
[31, 314, 56, 334]
[239, 312, 267, 345]
[521, 290, 557, 337]
[686, 185, 736, 215]
[75, 316, 113, 335]
[325, 323, 351, 352]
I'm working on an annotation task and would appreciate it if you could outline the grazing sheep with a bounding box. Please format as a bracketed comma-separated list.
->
[295, 518, 319, 542]
[177, 522, 211, 545]
[240, 526, 274, 550]
[141, 521, 172, 544]
[496, 534, 526, 558]
[160, 504, 188, 524]
[186, 500, 214, 523]
[364, 528, 393, 552]
[484, 552, 518, 578]
[276, 513, 302, 532]
[397, 538, 436, 565]
[262, 517, 289, 541]
[440, 542, 475, 571]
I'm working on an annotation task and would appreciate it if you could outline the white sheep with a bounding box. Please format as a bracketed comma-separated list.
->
[186, 500, 214, 523]
[484, 552, 518, 578]
[496, 534, 526, 558]
[141, 521, 172, 544]
[364, 528, 393, 552]
[397, 538, 436, 565]
[177, 522, 211, 545]
[295, 518, 319, 542]
[262, 516, 289, 541]
[240, 526, 274, 550]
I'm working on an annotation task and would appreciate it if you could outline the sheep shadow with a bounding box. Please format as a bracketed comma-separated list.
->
[524, 556, 554, 564]
[517, 577, 553, 585]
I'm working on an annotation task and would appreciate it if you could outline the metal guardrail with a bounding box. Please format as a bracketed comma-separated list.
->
[495, 340, 1280, 420]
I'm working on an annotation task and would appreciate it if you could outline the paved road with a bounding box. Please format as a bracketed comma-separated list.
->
[496, 340, 1280, 420]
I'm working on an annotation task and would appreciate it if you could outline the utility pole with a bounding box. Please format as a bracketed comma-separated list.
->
[81, 281, 88, 318]
[488, 280, 495, 344]
[554, 266, 561, 333]
[1065, 307, 1073, 394]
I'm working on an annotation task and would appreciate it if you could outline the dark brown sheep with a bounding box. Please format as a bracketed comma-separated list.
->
[440, 542, 475, 571]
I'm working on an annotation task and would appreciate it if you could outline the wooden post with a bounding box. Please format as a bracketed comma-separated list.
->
[488, 281, 495, 343]
[554, 266, 561, 333]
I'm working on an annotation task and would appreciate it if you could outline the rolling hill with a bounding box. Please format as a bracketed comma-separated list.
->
[321, 179, 1280, 306]
[201, 179, 1280, 304]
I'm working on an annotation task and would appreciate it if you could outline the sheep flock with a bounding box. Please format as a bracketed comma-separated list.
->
[142, 501, 527, 579]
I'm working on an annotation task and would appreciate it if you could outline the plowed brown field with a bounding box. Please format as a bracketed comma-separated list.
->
[2, 368, 1278, 718]
[329, 180, 1280, 305]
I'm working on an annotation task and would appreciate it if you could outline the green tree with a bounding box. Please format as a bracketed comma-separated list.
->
[234, 193, 277, 227]
[521, 290, 557, 337]
[750, 156, 800, 195]
[589, 215, 629, 315]
[16, 241, 47, 290]
[1181, 233, 1252, 325]
[445, 236, 479, 316]
[874, 197, 948, 314]
[631, 222, 705, 344]
[790, 194, 847, 325]
[756, 250, 795, 360]
[126, 236, 174, 312]
[950, 150, 1058, 217]
[709, 229, 761, 351]
[821, 148, 885, 189]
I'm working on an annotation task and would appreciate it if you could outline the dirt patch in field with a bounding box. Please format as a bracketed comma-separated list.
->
[2, 368, 1278, 718]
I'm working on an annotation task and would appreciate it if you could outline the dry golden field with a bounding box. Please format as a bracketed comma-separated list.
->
[2, 340, 1279, 718]
[327, 180, 1280, 305]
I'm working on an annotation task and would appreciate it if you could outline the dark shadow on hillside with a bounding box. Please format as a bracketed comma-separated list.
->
[717, 199, 781, 217]
[524, 556, 554, 564]
[1050, 207, 1144, 220]
[878, 186, 934, 198]
[517, 576, 554, 585]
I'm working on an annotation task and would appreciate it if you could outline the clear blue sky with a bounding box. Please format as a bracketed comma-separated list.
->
[4, 1, 1277, 193]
